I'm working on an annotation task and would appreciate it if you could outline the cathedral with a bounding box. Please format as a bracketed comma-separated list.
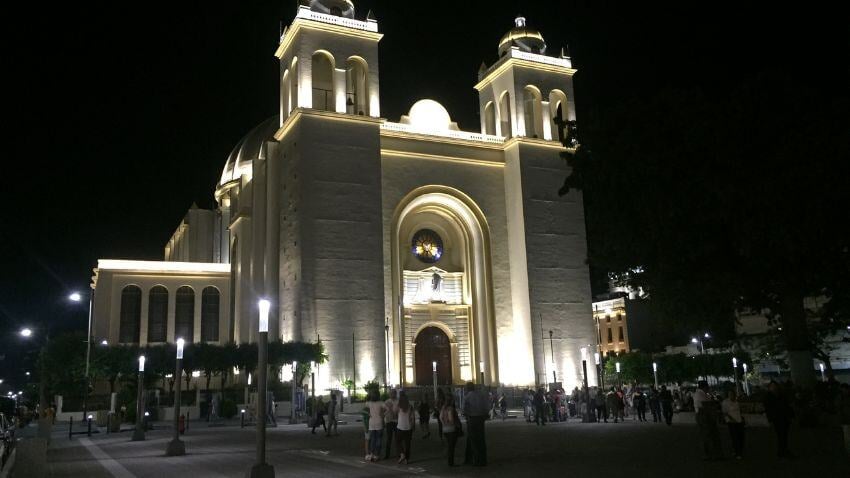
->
[91, 0, 599, 392]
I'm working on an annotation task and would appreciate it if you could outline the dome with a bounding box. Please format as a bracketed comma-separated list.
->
[400, 100, 460, 132]
[306, 0, 355, 19]
[218, 116, 279, 188]
[498, 16, 546, 57]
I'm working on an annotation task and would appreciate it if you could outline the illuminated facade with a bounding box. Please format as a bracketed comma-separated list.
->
[91, 1, 597, 390]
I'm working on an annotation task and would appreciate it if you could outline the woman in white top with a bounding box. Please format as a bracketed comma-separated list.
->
[394, 391, 416, 464]
[722, 390, 745, 459]
[366, 389, 386, 462]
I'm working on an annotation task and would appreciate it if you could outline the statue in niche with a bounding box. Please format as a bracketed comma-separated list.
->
[430, 272, 444, 303]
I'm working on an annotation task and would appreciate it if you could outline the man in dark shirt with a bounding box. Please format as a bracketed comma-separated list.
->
[533, 389, 546, 425]
[763, 381, 795, 458]
[463, 382, 489, 466]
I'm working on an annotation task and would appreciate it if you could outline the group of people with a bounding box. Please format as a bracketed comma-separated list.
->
[361, 382, 489, 467]
[309, 392, 339, 436]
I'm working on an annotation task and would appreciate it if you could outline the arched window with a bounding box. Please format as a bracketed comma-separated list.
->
[291, 57, 299, 111]
[281, 69, 291, 122]
[147, 286, 168, 343]
[523, 86, 543, 138]
[119, 285, 142, 344]
[498, 91, 512, 138]
[311, 51, 335, 111]
[201, 287, 220, 342]
[175, 286, 195, 342]
[549, 90, 569, 142]
[484, 102, 496, 135]
[345, 57, 369, 115]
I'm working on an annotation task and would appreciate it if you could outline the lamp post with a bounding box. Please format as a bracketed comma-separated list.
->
[819, 363, 826, 382]
[166, 339, 186, 456]
[20, 327, 50, 418]
[479, 361, 485, 386]
[548, 330, 557, 384]
[69, 291, 94, 421]
[732, 357, 740, 392]
[615, 362, 621, 388]
[742, 363, 750, 396]
[594, 352, 604, 390]
[384, 317, 390, 396]
[310, 361, 317, 425]
[432, 361, 438, 401]
[290, 361, 298, 424]
[247, 299, 275, 478]
[581, 347, 592, 423]
[652, 362, 659, 389]
[132, 355, 146, 441]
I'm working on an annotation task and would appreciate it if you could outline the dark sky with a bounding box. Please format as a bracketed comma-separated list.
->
[1, 1, 845, 387]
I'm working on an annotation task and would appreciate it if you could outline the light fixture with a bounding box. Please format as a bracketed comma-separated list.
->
[652, 362, 657, 372]
[192, 371, 201, 378]
[176, 338, 185, 360]
[732, 357, 738, 368]
[615, 362, 621, 373]
[594, 352, 600, 366]
[691, 337, 698, 344]
[101, 340, 108, 346]
[258, 299, 271, 333]
[20, 328, 33, 338]
[743, 363, 748, 373]
[704, 333, 710, 338]
[69, 292, 82, 302]
[138, 355, 146, 372]
[432, 361, 437, 372]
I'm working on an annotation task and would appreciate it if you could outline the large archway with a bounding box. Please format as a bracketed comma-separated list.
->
[391, 186, 498, 386]
[414, 326, 453, 385]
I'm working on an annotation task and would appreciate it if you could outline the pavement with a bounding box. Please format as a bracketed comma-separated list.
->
[42, 410, 850, 477]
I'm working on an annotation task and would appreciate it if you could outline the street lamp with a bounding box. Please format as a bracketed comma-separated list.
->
[742, 363, 750, 396]
[166, 339, 186, 456]
[432, 361, 438, 401]
[479, 360, 485, 386]
[69, 290, 95, 422]
[819, 363, 826, 382]
[732, 357, 739, 392]
[19, 327, 49, 418]
[615, 362, 621, 388]
[247, 299, 275, 478]
[20, 328, 32, 338]
[548, 330, 557, 384]
[384, 317, 390, 396]
[289, 361, 298, 424]
[132, 355, 146, 441]
[652, 362, 659, 389]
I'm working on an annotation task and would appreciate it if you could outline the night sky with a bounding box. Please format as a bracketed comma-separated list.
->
[2, 1, 845, 386]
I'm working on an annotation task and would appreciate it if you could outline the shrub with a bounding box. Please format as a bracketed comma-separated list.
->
[220, 399, 237, 419]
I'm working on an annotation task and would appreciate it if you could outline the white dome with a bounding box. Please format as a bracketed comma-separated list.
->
[218, 116, 279, 188]
[402, 100, 459, 132]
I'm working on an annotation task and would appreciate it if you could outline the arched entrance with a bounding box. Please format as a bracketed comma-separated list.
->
[414, 327, 453, 386]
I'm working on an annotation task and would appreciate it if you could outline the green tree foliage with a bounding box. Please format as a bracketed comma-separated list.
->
[563, 74, 850, 386]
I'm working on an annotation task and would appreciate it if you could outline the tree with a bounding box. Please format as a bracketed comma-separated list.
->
[562, 73, 850, 387]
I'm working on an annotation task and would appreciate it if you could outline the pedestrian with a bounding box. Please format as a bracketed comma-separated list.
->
[384, 389, 399, 459]
[605, 388, 619, 423]
[533, 388, 546, 425]
[660, 385, 674, 425]
[418, 396, 431, 438]
[311, 396, 326, 434]
[524, 390, 533, 423]
[722, 390, 745, 459]
[366, 389, 386, 462]
[499, 394, 507, 420]
[694, 380, 723, 461]
[649, 387, 661, 423]
[763, 381, 795, 458]
[633, 388, 647, 422]
[395, 391, 416, 464]
[435, 388, 446, 440]
[595, 389, 608, 422]
[361, 403, 371, 459]
[440, 394, 462, 466]
[326, 392, 339, 437]
[463, 382, 489, 466]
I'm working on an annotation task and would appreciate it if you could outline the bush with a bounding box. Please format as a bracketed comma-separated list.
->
[220, 399, 237, 419]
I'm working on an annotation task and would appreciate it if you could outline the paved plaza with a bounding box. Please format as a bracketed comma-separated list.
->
[43, 412, 849, 477]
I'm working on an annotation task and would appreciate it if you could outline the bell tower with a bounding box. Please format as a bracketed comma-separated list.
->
[475, 16, 577, 142]
[275, 0, 382, 126]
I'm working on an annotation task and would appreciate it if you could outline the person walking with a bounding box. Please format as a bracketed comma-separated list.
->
[649, 387, 662, 423]
[660, 385, 674, 425]
[694, 380, 723, 461]
[633, 388, 648, 422]
[499, 394, 507, 420]
[383, 390, 399, 460]
[722, 390, 745, 459]
[366, 389, 386, 462]
[361, 403, 371, 460]
[435, 388, 446, 440]
[395, 391, 416, 464]
[595, 389, 608, 422]
[418, 396, 431, 439]
[463, 382, 489, 466]
[763, 381, 795, 458]
[533, 388, 546, 425]
[440, 394, 462, 466]
[326, 392, 339, 436]
[605, 388, 619, 423]
[311, 396, 327, 434]
[524, 390, 534, 423]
